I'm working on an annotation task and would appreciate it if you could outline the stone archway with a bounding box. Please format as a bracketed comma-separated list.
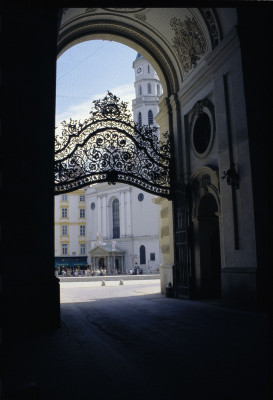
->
[56, 7, 223, 298]
[1, 6, 268, 351]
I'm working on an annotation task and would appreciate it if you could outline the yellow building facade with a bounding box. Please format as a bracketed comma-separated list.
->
[54, 189, 87, 270]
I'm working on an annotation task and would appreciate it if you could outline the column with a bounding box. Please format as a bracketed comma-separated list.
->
[102, 195, 107, 238]
[125, 189, 132, 236]
[98, 196, 102, 234]
[120, 191, 125, 237]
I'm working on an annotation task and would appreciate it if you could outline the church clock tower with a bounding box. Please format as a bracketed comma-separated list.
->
[132, 53, 162, 128]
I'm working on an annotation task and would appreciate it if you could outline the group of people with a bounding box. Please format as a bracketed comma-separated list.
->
[55, 266, 160, 276]
[129, 265, 143, 275]
[57, 267, 122, 277]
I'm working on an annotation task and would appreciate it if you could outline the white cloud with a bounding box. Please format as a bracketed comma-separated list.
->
[55, 83, 135, 129]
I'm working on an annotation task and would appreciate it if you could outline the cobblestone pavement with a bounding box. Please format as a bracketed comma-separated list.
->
[3, 281, 269, 400]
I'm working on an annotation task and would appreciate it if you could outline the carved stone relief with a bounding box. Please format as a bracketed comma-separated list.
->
[190, 167, 220, 221]
[134, 14, 147, 22]
[170, 16, 207, 74]
[199, 8, 222, 48]
[85, 8, 98, 13]
[102, 9, 146, 13]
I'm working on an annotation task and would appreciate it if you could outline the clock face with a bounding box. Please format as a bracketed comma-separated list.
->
[136, 66, 143, 75]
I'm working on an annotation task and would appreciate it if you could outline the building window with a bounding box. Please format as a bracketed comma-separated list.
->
[139, 85, 142, 96]
[150, 253, 155, 261]
[148, 110, 153, 125]
[148, 65, 150, 73]
[140, 245, 146, 264]
[62, 208, 67, 218]
[80, 225, 85, 236]
[80, 209, 85, 218]
[62, 194, 67, 201]
[157, 84, 160, 96]
[138, 193, 144, 202]
[62, 244, 68, 255]
[138, 112, 142, 126]
[80, 194, 85, 202]
[80, 244, 86, 255]
[91, 202, 95, 210]
[147, 83, 151, 94]
[112, 199, 120, 239]
[62, 225, 68, 236]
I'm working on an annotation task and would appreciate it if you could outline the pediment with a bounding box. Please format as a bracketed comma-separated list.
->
[89, 246, 109, 256]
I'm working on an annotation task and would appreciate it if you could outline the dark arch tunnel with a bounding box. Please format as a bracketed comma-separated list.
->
[1, 6, 271, 400]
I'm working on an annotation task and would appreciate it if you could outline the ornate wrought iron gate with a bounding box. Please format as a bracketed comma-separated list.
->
[54, 91, 191, 297]
[54, 92, 172, 199]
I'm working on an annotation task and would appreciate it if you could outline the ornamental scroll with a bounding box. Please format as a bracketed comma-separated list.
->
[170, 16, 207, 75]
[54, 92, 172, 198]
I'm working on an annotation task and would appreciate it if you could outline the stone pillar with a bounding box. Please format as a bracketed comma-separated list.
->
[125, 189, 132, 236]
[155, 97, 176, 294]
[102, 195, 107, 238]
[120, 191, 126, 237]
[121, 256, 124, 273]
[98, 196, 102, 234]
[153, 196, 174, 295]
[1, 8, 61, 342]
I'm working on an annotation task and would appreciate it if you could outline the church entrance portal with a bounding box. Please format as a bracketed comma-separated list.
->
[198, 194, 221, 299]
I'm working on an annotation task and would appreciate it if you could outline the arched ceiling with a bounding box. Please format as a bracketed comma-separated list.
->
[57, 8, 227, 96]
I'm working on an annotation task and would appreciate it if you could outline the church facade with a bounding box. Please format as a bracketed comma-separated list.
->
[86, 54, 163, 274]
[86, 182, 162, 274]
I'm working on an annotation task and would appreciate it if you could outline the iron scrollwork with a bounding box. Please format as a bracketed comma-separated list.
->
[55, 92, 172, 198]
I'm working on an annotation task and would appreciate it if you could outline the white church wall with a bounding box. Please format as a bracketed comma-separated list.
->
[85, 181, 162, 273]
[131, 187, 160, 237]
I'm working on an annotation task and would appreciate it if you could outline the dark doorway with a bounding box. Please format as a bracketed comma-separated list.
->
[140, 245, 146, 265]
[198, 193, 221, 298]
[99, 258, 105, 268]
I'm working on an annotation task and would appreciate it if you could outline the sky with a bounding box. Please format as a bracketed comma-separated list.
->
[55, 40, 137, 127]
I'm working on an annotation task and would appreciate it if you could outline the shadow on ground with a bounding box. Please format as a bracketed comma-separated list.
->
[3, 289, 269, 400]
